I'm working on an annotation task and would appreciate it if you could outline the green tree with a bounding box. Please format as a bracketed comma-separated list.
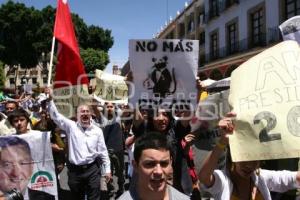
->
[0, 1, 114, 71]
[72, 13, 88, 49]
[86, 25, 114, 52]
[0, 1, 43, 68]
[80, 48, 109, 75]
[0, 61, 5, 89]
[36, 6, 56, 54]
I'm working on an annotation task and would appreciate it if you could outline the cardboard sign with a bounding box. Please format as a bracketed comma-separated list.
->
[53, 85, 90, 118]
[93, 70, 128, 104]
[229, 41, 300, 161]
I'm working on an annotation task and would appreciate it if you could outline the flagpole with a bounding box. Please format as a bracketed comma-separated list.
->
[47, 36, 56, 86]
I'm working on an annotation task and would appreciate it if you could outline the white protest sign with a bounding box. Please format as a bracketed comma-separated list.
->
[191, 90, 230, 134]
[93, 69, 128, 104]
[279, 15, 300, 43]
[24, 84, 33, 94]
[129, 39, 198, 110]
[229, 41, 300, 162]
[53, 85, 90, 118]
[0, 131, 58, 200]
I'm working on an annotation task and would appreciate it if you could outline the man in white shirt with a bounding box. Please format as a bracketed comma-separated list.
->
[45, 88, 111, 200]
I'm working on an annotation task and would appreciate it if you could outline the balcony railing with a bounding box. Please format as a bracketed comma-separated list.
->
[203, 27, 281, 64]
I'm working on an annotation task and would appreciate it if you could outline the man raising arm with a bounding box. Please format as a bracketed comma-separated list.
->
[45, 88, 111, 200]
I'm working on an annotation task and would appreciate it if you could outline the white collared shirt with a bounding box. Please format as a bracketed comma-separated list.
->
[47, 100, 111, 174]
[202, 169, 299, 200]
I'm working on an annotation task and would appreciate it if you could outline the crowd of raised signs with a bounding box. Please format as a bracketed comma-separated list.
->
[0, 79, 300, 200]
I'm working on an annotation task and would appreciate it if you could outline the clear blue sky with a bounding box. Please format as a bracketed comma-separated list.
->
[0, 0, 189, 73]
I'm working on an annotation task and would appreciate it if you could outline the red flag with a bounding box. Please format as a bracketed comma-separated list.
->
[53, 0, 89, 89]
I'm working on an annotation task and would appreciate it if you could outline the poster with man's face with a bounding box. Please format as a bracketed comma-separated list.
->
[0, 131, 58, 200]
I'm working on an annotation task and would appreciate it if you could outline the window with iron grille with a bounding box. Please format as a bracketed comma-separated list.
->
[251, 8, 264, 46]
[179, 23, 185, 38]
[8, 69, 15, 75]
[199, 32, 205, 45]
[198, 13, 204, 25]
[9, 78, 15, 85]
[227, 22, 238, 54]
[43, 77, 48, 84]
[188, 19, 195, 32]
[210, 0, 219, 19]
[285, 0, 300, 19]
[32, 78, 37, 84]
[199, 53, 206, 66]
[210, 32, 219, 59]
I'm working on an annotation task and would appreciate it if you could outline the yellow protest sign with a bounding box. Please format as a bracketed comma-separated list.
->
[53, 85, 90, 118]
[229, 41, 300, 162]
[93, 70, 128, 104]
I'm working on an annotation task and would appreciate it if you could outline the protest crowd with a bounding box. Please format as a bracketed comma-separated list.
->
[1, 70, 300, 200]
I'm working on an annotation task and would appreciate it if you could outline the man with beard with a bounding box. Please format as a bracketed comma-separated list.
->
[118, 132, 189, 200]
[45, 88, 111, 200]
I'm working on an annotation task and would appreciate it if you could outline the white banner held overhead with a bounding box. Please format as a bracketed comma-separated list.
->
[129, 39, 198, 110]
[93, 69, 128, 104]
[279, 15, 300, 43]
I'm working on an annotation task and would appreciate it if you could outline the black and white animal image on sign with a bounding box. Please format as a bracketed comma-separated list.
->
[143, 56, 177, 98]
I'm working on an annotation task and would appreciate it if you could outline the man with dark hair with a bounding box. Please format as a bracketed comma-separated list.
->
[118, 132, 189, 200]
[0, 137, 33, 195]
[7, 109, 31, 135]
[0, 101, 19, 136]
[4, 101, 19, 115]
[92, 101, 125, 197]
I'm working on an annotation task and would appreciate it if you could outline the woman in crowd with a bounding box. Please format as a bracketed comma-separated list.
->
[199, 112, 300, 200]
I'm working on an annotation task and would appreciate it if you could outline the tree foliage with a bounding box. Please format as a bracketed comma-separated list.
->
[0, 1, 43, 67]
[80, 48, 109, 74]
[85, 25, 114, 52]
[0, 1, 113, 71]
[0, 61, 5, 89]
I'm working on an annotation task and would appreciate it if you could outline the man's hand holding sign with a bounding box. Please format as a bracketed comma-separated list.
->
[229, 41, 300, 162]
